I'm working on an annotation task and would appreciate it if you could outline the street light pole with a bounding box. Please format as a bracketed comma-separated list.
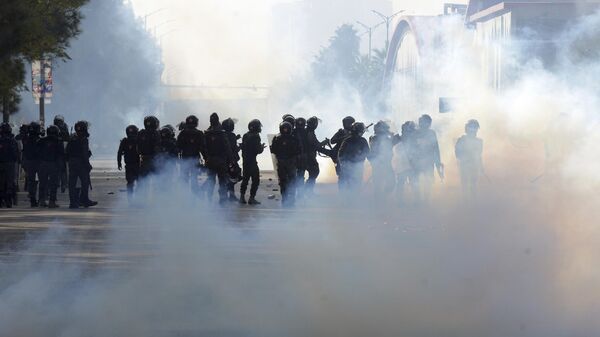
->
[143, 8, 166, 30]
[372, 9, 405, 52]
[356, 21, 372, 61]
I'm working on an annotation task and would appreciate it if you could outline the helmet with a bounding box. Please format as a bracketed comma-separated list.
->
[222, 118, 235, 132]
[342, 116, 355, 130]
[374, 121, 390, 135]
[74, 121, 89, 137]
[279, 121, 293, 135]
[144, 116, 160, 130]
[0, 122, 12, 136]
[210, 112, 220, 127]
[351, 122, 366, 136]
[248, 119, 262, 133]
[295, 117, 306, 130]
[418, 114, 432, 128]
[53, 115, 64, 125]
[19, 124, 28, 135]
[282, 114, 295, 125]
[185, 115, 198, 128]
[307, 116, 319, 130]
[126, 125, 139, 138]
[46, 125, 59, 137]
[401, 121, 416, 135]
[28, 122, 42, 136]
[160, 125, 174, 139]
[466, 119, 480, 130]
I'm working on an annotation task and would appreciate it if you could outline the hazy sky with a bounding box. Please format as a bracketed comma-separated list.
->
[129, 0, 464, 86]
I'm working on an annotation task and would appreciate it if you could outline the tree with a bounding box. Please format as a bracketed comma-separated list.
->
[0, 0, 87, 122]
[311, 24, 361, 87]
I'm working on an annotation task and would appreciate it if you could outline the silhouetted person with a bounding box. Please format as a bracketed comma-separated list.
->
[330, 116, 355, 189]
[414, 114, 444, 202]
[222, 118, 242, 202]
[271, 121, 301, 207]
[66, 121, 97, 208]
[338, 122, 370, 192]
[369, 121, 400, 198]
[240, 119, 265, 205]
[393, 121, 418, 204]
[38, 125, 64, 208]
[118, 125, 140, 202]
[22, 122, 42, 207]
[455, 119, 484, 200]
[204, 113, 233, 204]
[305, 116, 324, 195]
[53, 115, 69, 193]
[293, 117, 309, 197]
[137, 116, 161, 179]
[0, 123, 18, 208]
[177, 115, 205, 196]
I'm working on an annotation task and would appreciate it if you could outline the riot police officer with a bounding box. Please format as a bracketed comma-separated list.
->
[293, 117, 309, 196]
[305, 116, 324, 195]
[368, 121, 400, 198]
[338, 122, 370, 192]
[203, 113, 233, 204]
[270, 121, 301, 207]
[455, 119, 484, 199]
[240, 119, 265, 205]
[23, 122, 42, 207]
[222, 118, 242, 202]
[38, 125, 64, 208]
[177, 115, 205, 195]
[159, 125, 179, 160]
[137, 116, 161, 178]
[53, 115, 69, 193]
[330, 116, 355, 189]
[66, 121, 97, 208]
[118, 125, 140, 200]
[0, 123, 18, 208]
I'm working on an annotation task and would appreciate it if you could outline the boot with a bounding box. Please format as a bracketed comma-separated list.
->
[81, 200, 98, 208]
[30, 198, 38, 208]
[48, 200, 60, 209]
[248, 197, 261, 205]
[239, 194, 247, 204]
[69, 188, 80, 209]
[39, 200, 48, 208]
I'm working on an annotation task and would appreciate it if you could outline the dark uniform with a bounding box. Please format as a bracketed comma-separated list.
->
[368, 121, 400, 197]
[239, 119, 264, 205]
[158, 125, 179, 165]
[455, 120, 483, 199]
[137, 116, 161, 178]
[177, 115, 205, 195]
[54, 115, 70, 193]
[338, 122, 370, 191]
[222, 118, 241, 201]
[305, 117, 323, 194]
[38, 126, 64, 208]
[118, 125, 140, 199]
[15, 124, 28, 195]
[22, 122, 42, 207]
[414, 114, 443, 202]
[66, 121, 97, 208]
[0, 123, 18, 208]
[330, 116, 355, 189]
[203, 113, 233, 203]
[293, 118, 309, 195]
[270, 122, 301, 206]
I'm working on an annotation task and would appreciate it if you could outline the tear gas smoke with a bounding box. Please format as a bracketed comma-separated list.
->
[2, 3, 600, 337]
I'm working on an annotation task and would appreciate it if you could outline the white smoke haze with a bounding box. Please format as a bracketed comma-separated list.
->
[2, 2, 600, 337]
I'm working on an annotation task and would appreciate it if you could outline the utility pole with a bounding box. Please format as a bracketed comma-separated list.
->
[372, 9, 405, 52]
[39, 60, 45, 128]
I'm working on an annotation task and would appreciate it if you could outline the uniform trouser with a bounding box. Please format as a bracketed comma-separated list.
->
[0, 162, 16, 203]
[205, 158, 228, 201]
[68, 161, 91, 206]
[39, 161, 60, 203]
[125, 163, 140, 195]
[371, 161, 395, 196]
[305, 154, 320, 193]
[180, 157, 200, 195]
[140, 156, 156, 178]
[296, 154, 307, 187]
[23, 160, 39, 200]
[459, 164, 480, 199]
[277, 158, 297, 205]
[396, 169, 416, 204]
[227, 161, 241, 195]
[58, 159, 67, 191]
[415, 166, 434, 203]
[340, 161, 364, 192]
[241, 161, 260, 197]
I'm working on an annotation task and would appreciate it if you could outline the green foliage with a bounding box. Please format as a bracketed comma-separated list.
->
[0, 0, 87, 117]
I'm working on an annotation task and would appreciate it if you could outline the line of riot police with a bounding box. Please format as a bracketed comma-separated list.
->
[0, 116, 97, 209]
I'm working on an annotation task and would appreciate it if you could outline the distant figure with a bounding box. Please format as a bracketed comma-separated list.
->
[222, 118, 242, 202]
[368, 121, 400, 198]
[22, 122, 42, 207]
[66, 121, 97, 208]
[330, 116, 355, 189]
[304, 116, 324, 195]
[118, 125, 140, 202]
[414, 114, 444, 202]
[239, 119, 265, 205]
[177, 115, 205, 196]
[338, 122, 370, 192]
[158, 125, 179, 162]
[137, 116, 161, 179]
[0, 123, 18, 208]
[455, 119, 484, 199]
[37, 125, 64, 208]
[270, 121, 301, 207]
[203, 113, 233, 204]
[53, 115, 70, 193]
[393, 121, 418, 204]
[293, 117, 309, 197]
